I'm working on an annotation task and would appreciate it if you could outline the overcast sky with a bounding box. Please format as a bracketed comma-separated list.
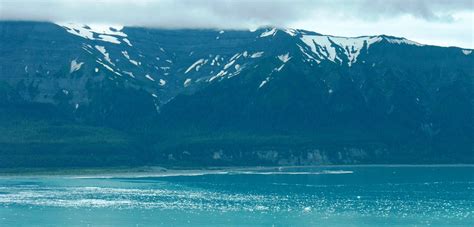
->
[1, 0, 473, 48]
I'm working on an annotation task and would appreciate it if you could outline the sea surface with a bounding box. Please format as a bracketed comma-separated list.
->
[0, 166, 472, 226]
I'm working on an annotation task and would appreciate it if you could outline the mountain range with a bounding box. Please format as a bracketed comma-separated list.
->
[0, 21, 472, 167]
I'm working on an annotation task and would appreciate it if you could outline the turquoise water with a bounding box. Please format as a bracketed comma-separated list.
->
[0, 166, 472, 226]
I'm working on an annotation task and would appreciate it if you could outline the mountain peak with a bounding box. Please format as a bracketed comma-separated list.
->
[376, 34, 424, 46]
[253, 28, 427, 66]
[55, 22, 129, 45]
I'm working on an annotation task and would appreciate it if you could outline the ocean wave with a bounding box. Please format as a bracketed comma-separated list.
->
[71, 169, 353, 179]
[228, 170, 353, 175]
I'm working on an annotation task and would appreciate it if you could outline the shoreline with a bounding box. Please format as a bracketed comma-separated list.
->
[0, 164, 473, 178]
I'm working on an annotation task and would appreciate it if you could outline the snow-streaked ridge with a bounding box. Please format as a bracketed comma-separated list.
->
[300, 35, 383, 66]
[298, 32, 425, 66]
[384, 37, 424, 46]
[258, 27, 427, 66]
[56, 22, 127, 44]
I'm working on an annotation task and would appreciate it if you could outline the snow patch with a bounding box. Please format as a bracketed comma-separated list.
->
[301, 35, 337, 62]
[275, 64, 285, 72]
[331, 36, 381, 66]
[122, 38, 132, 46]
[224, 60, 236, 70]
[184, 78, 192, 87]
[122, 51, 140, 66]
[145, 74, 155, 81]
[95, 45, 113, 65]
[81, 45, 93, 54]
[462, 49, 472, 55]
[385, 37, 424, 46]
[96, 60, 121, 76]
[185, 59, 206, 74]
[209, 70, 227, 82]
[121, 51, 130, 59]
[284, 28, 298, 36]
[250, 52, 264, 58]
[211, 55, 220, 66]
[123, 71, 135, 78]
[229, 53, 241, 62]
[159, 79, 166, 86]
[129, 60, 139, 66]
[259, 77, 270, 88]
[278, 53, 291, 63]
[300, 35, 384, 65]
[70, 59, 84, 73]
[97, 34, 120, 44]
[56, 23, 126, 44]
[260, 28, 277, 38]
[297, 44, 320, 63]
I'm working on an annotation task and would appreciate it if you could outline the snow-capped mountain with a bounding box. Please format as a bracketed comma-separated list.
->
[0, 21, 472, 167]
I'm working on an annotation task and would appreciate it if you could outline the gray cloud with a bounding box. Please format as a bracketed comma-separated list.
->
[1, 0, 471, 27]
[0, 0, 302, 28]
[355, 0, 473, 21]
[0, 0, 472, 48]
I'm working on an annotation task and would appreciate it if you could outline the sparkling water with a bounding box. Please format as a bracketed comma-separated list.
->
[0, 166, 472, 226]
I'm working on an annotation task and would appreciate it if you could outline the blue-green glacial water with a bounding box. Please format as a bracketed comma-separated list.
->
[0, 166, 472, 226]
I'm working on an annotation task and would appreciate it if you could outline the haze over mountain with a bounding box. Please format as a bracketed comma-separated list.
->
[0, 21, 472, 167]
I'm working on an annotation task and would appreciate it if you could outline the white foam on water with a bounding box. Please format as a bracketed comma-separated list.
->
[228, 170, 353, 175]
[0, 167, 472, 222]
